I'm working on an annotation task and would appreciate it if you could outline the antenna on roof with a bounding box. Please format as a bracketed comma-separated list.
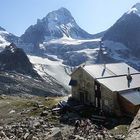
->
[128, 67, 130, 75]
[103, 63, 106, 69]
[99, 39, 103, 51]
[127, 67, 132, 87]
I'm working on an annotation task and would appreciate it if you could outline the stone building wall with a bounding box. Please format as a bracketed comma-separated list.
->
[71, 67, 119, 113]
[100, 85, 119, 113]
[71, 67, 95, 104]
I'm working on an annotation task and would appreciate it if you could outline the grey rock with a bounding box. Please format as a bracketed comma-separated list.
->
[126, 109, 140, 140]
[74, 135, 84, 140]
[45, 127, 62, 140]
[0, 126, 3, 131]
[41, 111, 48, 116]
[32, 136, 39, 140]
[24, 133, 30, 140]
[27, 134, 33, 140]
[0, 131, 7, 138]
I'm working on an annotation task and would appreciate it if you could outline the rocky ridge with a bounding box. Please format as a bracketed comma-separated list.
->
[0, 43, 39, 78]
[103, 3, 140, 59]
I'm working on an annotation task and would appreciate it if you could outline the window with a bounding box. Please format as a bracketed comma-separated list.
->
[69, 79, 77, 86]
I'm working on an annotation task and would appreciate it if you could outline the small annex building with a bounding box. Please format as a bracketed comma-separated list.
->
[69, 63, 140, 116]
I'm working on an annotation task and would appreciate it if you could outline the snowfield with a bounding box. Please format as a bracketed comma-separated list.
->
[45, 36, 101, 45]
[28, 55, 71, 90]
[0, 34, 10, 51]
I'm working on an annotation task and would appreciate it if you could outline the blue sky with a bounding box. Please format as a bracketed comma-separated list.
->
[0, 0, 139, 36]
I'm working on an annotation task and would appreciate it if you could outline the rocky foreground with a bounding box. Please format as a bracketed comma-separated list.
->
[0, 95, 132, 140]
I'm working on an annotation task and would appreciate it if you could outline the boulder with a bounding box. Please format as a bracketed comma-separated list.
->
[45, 127, 62, 140]
[24, 133, 30, 140]
[32, 136, 39, 140]
[9, 110, 16, 114]
[41, 111, 48, 116]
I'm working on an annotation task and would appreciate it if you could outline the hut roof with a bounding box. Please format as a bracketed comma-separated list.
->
[82, 63, 140, 91]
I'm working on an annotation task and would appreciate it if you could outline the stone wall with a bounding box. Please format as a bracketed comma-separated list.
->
[100, 85, 119, 113]
[71, 67, 95, 104]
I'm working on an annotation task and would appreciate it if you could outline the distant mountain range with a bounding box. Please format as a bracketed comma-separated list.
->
[0, 3, 140, 96]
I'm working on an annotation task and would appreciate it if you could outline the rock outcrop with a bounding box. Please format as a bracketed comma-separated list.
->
[0, 43, 39, 78]
[126, 109, 140, 140]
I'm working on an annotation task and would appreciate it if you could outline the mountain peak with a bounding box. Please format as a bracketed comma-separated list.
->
[127, 3, 140, 16]
[48, 7, 72, 16]
[132, 3, 140, 9]
[46, 7, 74, 24]
[21, 7, 93, 45]
[5, 43, 17, 53]
[56, 7, 71, 13]
[0, 26, 6, 31]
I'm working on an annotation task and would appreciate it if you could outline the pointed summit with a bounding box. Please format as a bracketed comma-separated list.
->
[46, 7, 74, 24]
[127, 3, 140, 16]
[21, 7, 93, 46]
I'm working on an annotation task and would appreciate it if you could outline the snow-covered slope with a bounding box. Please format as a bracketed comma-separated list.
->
[103, 41, 140, 69]
[103, 3, 140, 70]
[0, 27, 10, 50]
[0, 26, 18, 51]
[28, 55, 71, 90]
[43, 37, 104, 66]
[45, 36, 101, 45]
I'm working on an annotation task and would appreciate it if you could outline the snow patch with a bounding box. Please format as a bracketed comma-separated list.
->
[0, 36, 10, 52]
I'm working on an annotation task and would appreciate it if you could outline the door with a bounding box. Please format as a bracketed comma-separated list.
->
[79, 91, 88, 104]
[94, 81, 101, 108]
